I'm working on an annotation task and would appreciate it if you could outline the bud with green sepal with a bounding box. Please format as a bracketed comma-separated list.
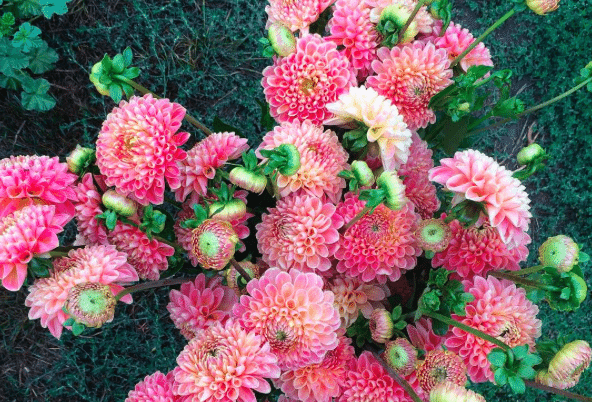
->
[488, 345, 543, 394]
[376, 4, 418, 47]
[66, 145, 96, 175]
[260, 144, 301, 177]
[384, 338, 418, 376]
[180, 203, 209, 230]
[526, 0, 560, 15]
[538, 235, 581, 273]
[63, 283, 117, 331]
[101, 190, 138, 218]
[207, 184, 247, 221]
[444, 199, 487, 228]
[267, 23, 296, 57]
[376, 171, 407, 210]
[517, 143, 545, 166]
[429, 0, 453, 33]
[139, 205, 167, 238]
[369, 308, 395, 343]
[416, 218, 452, 254]
[229, 150, 267, 194]
[538, 267, 587, 312]
[352, 160, 375, 187]
[90, 47, 140, 103]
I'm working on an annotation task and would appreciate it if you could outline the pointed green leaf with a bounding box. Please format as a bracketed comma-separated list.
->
[517, 365, 536, 379]
[25, 42, 58, 73]
[122, 47, 133, 66]
[63, 318, 75, 327]
[20, 77, 55, 111]
[579, 251, 590, 263]
[507, 376, 526, 394]
[109, 83, 123, 103]
[522, 353, 543, 366]
[122, 66, 140, 79]
[494, 368, 508, 386]
[488, 349, 507, 367]
[71, 321, 85, 336]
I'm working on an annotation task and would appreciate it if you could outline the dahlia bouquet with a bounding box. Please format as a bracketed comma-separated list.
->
[3, 0, 592, 401]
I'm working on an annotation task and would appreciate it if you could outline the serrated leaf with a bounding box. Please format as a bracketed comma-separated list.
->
[40, 0, 70, 19]
[111, 53, 125, 73]
[517, 365, 536, 379]
[12, 22, 42, 52]
[522, 353, 543, 366]
[25, 42, 57, 73]
[122, 47, 132, 66]
[508, 376, 526, 394]
[109, 83, 123, 103]
[20, 77, 55, 111]
[14, 0, 43, 18]
[488, 349, 507, 367]
[0, 68, 25, 89]
[0, 37, 29, 74]
[0, 12, 16, 38]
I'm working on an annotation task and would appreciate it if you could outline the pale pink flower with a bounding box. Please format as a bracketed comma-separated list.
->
[398, 132, 435, 178]
[233, 268, 341, 370]
[125, 371, 175, 402]
[328, 276, 389, 328]
[73, 173, 109, 246]
[262, 34, 356, 125]
[96, 94, 190, 205]
[25, 245, 138, 338]
[265, 0, 334, 32]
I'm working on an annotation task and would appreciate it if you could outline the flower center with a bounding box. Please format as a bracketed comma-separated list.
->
[300, 78, 317, 96]
[196, 231, 221, 257]
[0, 215, 16, 237]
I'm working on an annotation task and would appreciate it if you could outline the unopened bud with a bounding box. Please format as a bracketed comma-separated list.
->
[546, 340, 591, 387]
[268, 23, 297, 57]
[538, 235, 579, 272]
[102, 190, 138, 217]
[89, 62, 111, 97]
[517, 143, 545, 165]
[190, 219, 239, 270]
[369, 308, 395, 343]
[209, 199, 247, 221]
[65, 283, 116, 328]
[276, 144, 301, 176]
[376, 171, 407, 210]
[416, 219, 452, 253]
[66, 145, 95, 174]
[384, 338, 417, 376]
[379, 5, 419, 44]
[351, 160, 375, 187]
[526, 0, 560, 15]
[229, 167, 267, 194]
[458, 102, 470, 112]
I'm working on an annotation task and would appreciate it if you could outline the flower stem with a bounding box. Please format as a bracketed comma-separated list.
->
[524, 380, 592, 402]
[398, 0, 427, 43]
[229, 258, 252, 282]
[341, 206, 372, 233]
[48, 251, 69, 258]
[506, 265, 545, 276]
[422, 310, 510, 351]
[450, 8, 516, 68]
[113, 75, 212, 136]
[369, 351, 423, 402]
[115, 277, 190, 301]
[488, 271, 560, 292]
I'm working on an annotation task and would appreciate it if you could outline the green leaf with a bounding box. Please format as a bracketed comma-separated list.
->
[494, 368, 508, 386]
[109, 83, 123, 103]
[63, 318, 75, 327]
[391, 305, 402, 320]
[111, 53, 125, 74]
[0, 37, 29, 74]
[122, 66, 140, 79]
[213, 116, 243, 137]
[522, 353, 543, 367]
[438, 115, 472, 155]
[14, 0, 43, 18]
[28, 257, 51, 277]
[0, 12, 16, 38]
[507, 376, 526, 394]
[579, 251, 590, 263]
[122, 47, 133, 67]
[513, 344, 529, 359]
[71, 321, 85, 336]
[40, 0, 71, 19]
[517, 365, 536, 379]
[25, 41, 58, 73]
[20, 77, 55, 111]
[256, 99, 275, 132]
[0, 68, 25, 89]
[394, 320, 407, 330]
[488, 349, 507, 367]
[559, 287, 571, 300]
[12, 22, 42, 51]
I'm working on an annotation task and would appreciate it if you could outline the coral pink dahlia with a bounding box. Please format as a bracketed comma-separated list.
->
[398, 132, 435, 177]
[172, 320, 280, 402]
[172, 132, 249, 202]
[367, 42, 453, 130]
[429, 149, 532, 249]
[256, 194, 341, 273]
[0, 204, 70, 291]
[233, 268, 341, 370]
[265, 0, 334, 32]
[328, 276, 389, 328]
[25, 245, 138, 338]
[167, 274, 238, 340]
[0, 155, 77, 218]
[431, 21, 493, 73]
[73, 173, 109, 246]
[126, 371, 175, 402]
[416, 350, 467, 394]
[403, 174, 440, 219]
[444, 275, 542, 383]
[257, 121, 349, 203]
[406, 318, 444, 352]
[334, 193, 421, 284]
[262, 34, 356, 125]
[96, 94, 190, 205]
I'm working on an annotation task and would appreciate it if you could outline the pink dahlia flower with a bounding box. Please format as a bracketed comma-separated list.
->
[444, 275, 542, 383]
[416, 350, 467, 394]
[256, 194, 341, 273]
[172, 320, 280, 402]
[0, 204, 70, 291]
[398, 132, 435, 178]
[432, 219, 529, 279]
[172, 132, 249, 202]
[0, 155, 77, 218]
[25, 245, 138, 338]
[334, 193, 421, 283]
[262, 34, 356, 125]
[429, 149, 532, 249]
[328, 276, 389, 328]
[125, 371, 175, 402]
[108, 222, 175, 281]
[233, 268, 341, 370]
[406, 318, 443, 352]
[327, 0, 378, 80]
[277, 335, 356, 402]
[265, 0, 334, 32]
[367, 42, 453, 130]
[338, 351, 410, 402]
[367, 0, 435, 34]
[403, 174, 440, 219]
[96, 94, 190, 205]
[167, 274, 238, 340]
[73, 173, 109, 246]
[257, 121, 349, 203]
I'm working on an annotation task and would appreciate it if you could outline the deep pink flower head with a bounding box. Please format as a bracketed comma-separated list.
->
[398, 132, 435, 177]
[257, 121, 349, 203]
[256, 194, 341, 273]
[262, 34, 356, 125]
[429, 149, 532, 249]
[172, 320, 280, 402]
[73, 173, 109, 246]
[172, 132, 249, 202]
[338, 351, 411, 402]
[96, 94, 190, 205]
[167, 274, 238, 340]
[406, 317, 443, 352]
[334, 192, 421, 284]
[327, 0, 378, 80]
[108, 222, 174, 281]
[25, 245, 138, 338]
[125, 371, 175, 402]
[265, 0, 334, 32]
[433, 219, 529, 279]
[277, 334, 356, 402]
[444, 275, 542, 383]
[233, 268, 341, 370]
[367, 42, 453, 130]
[0, 155, 77, 218]
[403, 175, 440, 219]
[1, 204, 69, 291]
[328, 276, 389, 328]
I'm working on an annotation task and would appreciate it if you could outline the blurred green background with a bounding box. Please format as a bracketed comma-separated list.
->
[0, 0, 590, 400]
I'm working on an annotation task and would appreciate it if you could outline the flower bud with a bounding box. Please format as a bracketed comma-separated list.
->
[276, 144, 301, 176]
[547, 340, 592, 387]
[351, 160, 375, 187]
[190, 219, 239, 270]
[517, 143, 545, 165]
[268, 23, 297, 57]
[416, 218, 452, 253]
[384, 338, 417, 376]
[102, 190, 138, 217]
[229, 167, 267, 194]
[65, 283, 116, 328]
[209, 199, 247, 221]
[369, 308, 395, 343]
[536, 368, 578, 390]
[225, 260, 261, 295]
[89, 62, 111, 97]
[66, 145, 96, 174]
[380, 5, 419, 44]
[526, 0, 560, 15]
[376, 171, 407, 210]
[538, 235, 579, 272]
[429, 382, 486, 402]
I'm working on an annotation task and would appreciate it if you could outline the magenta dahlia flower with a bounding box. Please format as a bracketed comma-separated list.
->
[73, 173, 109, 246]
[334, 192, 421, 283]
[96, 94, 190, 205]
[429, 149, 532, 249]
[167, 274, 238, 340]
[265, 0, 334, 32]
[257, 121, 349, 203]
[444, 275, 542, 383]
[233, 268, 341, 370]
[172, 132, 249, 202]
[172, 320, 281, 402]
[125, 371, 175, 402]
[367, 42, 453, 130]
[262, 34, 356, 125]
[406, 317, 443, 352]
[25, 245, 138, 338]
[0, 155, 77, 218]
[328, 276, 389, 328]
[0, 204, 70, 291]
[403, 174, 440, 219]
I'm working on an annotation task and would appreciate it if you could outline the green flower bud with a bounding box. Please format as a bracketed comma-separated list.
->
[369, 308, 395, 343]
[66, 145, 96, 174]
[416, 218, 452, 253]
[379, 5, 418, 44]
[65, 283, 116, 328]
[384, 338, 417, 376]
[102, 190, 138, 217]
[209, 199, 247, 221]
[539, 235, 580, 272]
[517, 143, 545, 165]
[89, 62, 110, 97]
[351, 160, 375, 187]
[376, 171, 407, 210]
[229, 167, 268, 194]
[526, 0, 560, 15]
[268, 23, 297, 57]
[276, 144, 301, 176]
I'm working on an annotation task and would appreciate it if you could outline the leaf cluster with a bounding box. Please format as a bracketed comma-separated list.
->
[91, 47, 140, 103]
[539, 266, 588, 312]
[488, 345, 542, 394]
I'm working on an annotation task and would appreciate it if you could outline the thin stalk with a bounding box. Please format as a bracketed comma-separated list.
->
[506, 265, 545, 276]
[451, 8, 516, 68]
[48, 251, 69, 258]
[229, 258, 252, 282]
[113, 75, 212, 136]
[370, 351, 423, 402]
[524, 380, 592, 402]
[114, 277, 190, 301]
[489, 271, 560, 292]
[466, 111, 494, 131]
[398, 0, 427, 43]
[341, 205, 372, 233]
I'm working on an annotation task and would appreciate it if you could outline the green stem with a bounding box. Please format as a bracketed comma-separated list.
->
[524, 380, 592, 402]
[451, 8, 516, 68]
[229, 258, 252, 282]
[466, 111, 494, 132]
[164, 194, 182, 209]
[340, 205, 372, 233]
[398, 0, 427, 43]
[114, 277, 190, 301]
[369, 351, 423, 402]
[48, 251, 69, 258]
[113, 75, 212, 136]
[422, 310, 510, 351]
[488, 271, 559, 292]
[507, 265, 545, 276]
